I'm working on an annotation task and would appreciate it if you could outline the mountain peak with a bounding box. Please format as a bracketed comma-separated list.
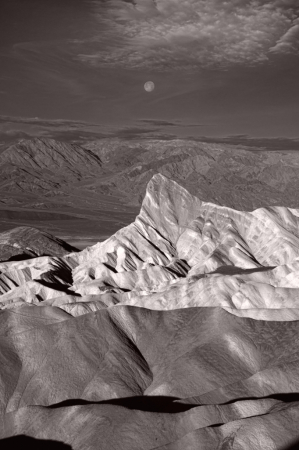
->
[1, 175, 299, 447]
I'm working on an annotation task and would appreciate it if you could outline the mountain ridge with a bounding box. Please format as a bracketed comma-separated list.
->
[0, 137, 103, 173]
[3, 137, 299, 211]
[2, 135, 299, 251]
[1, 174, 299, 448]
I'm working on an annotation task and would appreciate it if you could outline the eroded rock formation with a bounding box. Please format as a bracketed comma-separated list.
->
[1, 174, 299, 449]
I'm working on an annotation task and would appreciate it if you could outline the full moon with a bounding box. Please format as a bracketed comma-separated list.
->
[144, 81, 155, 92]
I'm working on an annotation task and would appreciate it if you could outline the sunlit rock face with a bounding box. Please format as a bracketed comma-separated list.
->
[2, 174, 299, 449]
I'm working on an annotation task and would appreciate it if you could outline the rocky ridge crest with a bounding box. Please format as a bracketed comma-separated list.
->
[1, 174, 299, 448]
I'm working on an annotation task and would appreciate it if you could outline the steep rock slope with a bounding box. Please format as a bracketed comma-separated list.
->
[0, 138, 102, 175]
[3, 174, 299, 314]
[0, 138, 103, 193]
[0, 226, 78, 262]
[1, 175, 299, 448]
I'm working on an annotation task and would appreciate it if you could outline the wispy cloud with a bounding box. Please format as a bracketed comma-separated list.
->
[0, 115, 176, 144]
[198, 134, 299, 151]
[80, 0, 299, 69]
[270, 17, 299, 53]
[138, 119, 177, 126]
[138, 119, 202, 127]
[0, 116, 111, 145]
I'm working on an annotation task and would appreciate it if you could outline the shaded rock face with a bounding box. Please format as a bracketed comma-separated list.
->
[0, 137, 102, 180]
[2, 174, 299, 449]
[0, 138, 104, 206]
[0, 226, 78, 262]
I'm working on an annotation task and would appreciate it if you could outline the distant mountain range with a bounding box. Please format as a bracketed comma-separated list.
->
[83, 138, 299, 210]
[1, 137, 299, 212]
[0, 138, 103, 194]
[0, 136, 299, 244]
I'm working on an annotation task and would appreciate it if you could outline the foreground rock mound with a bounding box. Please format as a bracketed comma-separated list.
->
[2, 174, 299, 449]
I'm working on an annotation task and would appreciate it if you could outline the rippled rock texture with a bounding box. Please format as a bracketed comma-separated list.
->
[1, 174, 299, 449]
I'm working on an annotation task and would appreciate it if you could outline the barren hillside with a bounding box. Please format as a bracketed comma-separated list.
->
[1, 175, 299, 448]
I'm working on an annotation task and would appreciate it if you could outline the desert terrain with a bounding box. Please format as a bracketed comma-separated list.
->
[1, 137, 299, 249]
[2, 0, 299, 446]
[1, 142, 299, 447]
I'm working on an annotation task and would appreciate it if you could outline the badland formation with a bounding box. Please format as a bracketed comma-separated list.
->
[0, 138, 299, 448]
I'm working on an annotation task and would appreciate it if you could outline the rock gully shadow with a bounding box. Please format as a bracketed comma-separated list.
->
[0, 435, 72, 449]
[48, 395, 196, 413]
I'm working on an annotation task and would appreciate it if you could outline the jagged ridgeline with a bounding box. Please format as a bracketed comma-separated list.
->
[1, 174, 299, 448]
[1, 137, 299, 212]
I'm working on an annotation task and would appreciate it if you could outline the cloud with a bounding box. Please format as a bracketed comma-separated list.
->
[0, 116, 111, 145]
[270, 17, 299, 53]
[138, 119, 203, 127]
[138, 119, 177, 126]
[0, 116, 174, 144]
[114, 126, 159, 138]
[81, 0, 299, 69]
[197, 134, 299, 150]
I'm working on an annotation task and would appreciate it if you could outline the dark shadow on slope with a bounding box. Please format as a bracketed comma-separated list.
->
[0, 435, 72, 449]
[6, 252, 62, 262]
[7, 253, 36, 262]
[48, 395, 196, 413]
[203, 392, 299, 408]
[36, 280, 80, 297]
[284, 440, 299, 449]
[40, 260, 74, 286]
[177, 392, 299, 408]
[211, 265, 276, 276]
[220, 392, 299, 405]
[166, 259, 190, 277]
[135, 226, 177, 259]
[269, 393, 299, 403]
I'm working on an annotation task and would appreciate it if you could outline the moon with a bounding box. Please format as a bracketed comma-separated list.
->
[144, 81, 155, 92]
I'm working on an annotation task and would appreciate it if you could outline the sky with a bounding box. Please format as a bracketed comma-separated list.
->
[0, 0, 299, 144]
